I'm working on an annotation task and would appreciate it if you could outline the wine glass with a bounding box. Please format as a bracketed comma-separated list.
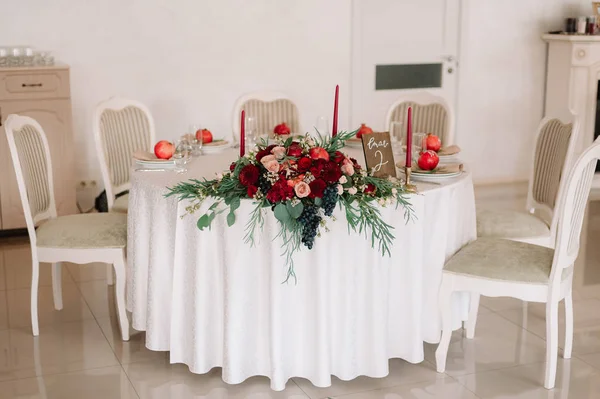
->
[390, 121, 404, 153]
[315, 116, 330, 137]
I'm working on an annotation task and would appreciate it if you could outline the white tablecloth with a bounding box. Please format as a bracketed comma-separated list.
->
[127, 148, 476, 391]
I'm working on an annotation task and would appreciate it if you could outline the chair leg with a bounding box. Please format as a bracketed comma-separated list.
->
[31, 257, 40, 336]
[564, 291, 573, 359]
[106, 263, 114, 286]
[465, 293, 480, 339]
[435, 277, 454, 373]
[51, 262, 63, 310]
[113, 255, 130, 341]
[544, 299, 559, 389]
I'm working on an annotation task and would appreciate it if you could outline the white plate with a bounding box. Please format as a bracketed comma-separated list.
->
[345, 139, 363, 148]
[135, 159, 175, 168]
[202, 142, 231, 154]
[410, 172, 462, 182]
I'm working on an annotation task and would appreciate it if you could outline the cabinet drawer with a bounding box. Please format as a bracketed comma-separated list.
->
[0, 69, 70, 101]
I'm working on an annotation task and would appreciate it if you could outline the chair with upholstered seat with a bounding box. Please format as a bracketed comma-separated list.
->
[435, 137, 600, 389]
[385, 91, 454, 145]
[233, 92, 301, 139]
[93, 97, 156, 214]
[476, 116, 579, 248]
[5, 114, 130, 340]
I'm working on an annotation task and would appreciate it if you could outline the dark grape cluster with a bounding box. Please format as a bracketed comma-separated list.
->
[298, 205, 321, 249]
[258, 175, 272, 195]
[322, 185, 338, 217]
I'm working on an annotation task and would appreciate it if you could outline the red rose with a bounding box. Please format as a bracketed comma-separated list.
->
[229, 162, 236, 172]
[322, 161, 342, 183]
[247, 185, 258, 198]
[309, 159, 326, 178]
[287, 142, 303, 158]
[333, 151, 345, 164]
[266, 178, 294, 203]
[364, 184, 376, 194]
[309, 179, 327, 198]
[297, 157, 312, 172]
[239, 164, 260, 187]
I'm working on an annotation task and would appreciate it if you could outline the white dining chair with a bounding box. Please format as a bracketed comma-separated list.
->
[476, 116, 579, 249]
[385, 91, 454, 145]
[435, 137, 600, 389]
[232, 91, 301, 140]
[5, 114, 130, 341]
[93, 97, 156, 214]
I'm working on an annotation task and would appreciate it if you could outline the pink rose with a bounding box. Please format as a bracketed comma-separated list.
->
[265, 160, 280, 173]
[341, 163, 355, 176]
[260, 154, 277, 165]
[294, 182, 311, 198]
[271, 146, 287, 160]
[337, 184, 343, 195]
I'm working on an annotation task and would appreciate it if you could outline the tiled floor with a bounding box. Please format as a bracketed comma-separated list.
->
[0, 184, 599, 398]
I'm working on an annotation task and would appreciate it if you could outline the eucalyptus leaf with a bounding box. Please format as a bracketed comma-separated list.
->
[286, 201, 304, 219]
[226, 212, 236, 227]
[209, 202, 219, 211]
[314, 197, 323, 206]
[197, 214, 210, 231]
[230, 197, 241, 212]
[274, 203, 291, 222]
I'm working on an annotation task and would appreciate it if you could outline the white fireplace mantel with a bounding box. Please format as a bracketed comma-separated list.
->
[543, 34, 600, 186]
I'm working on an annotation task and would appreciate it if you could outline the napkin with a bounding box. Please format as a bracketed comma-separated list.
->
[438, 145, 461, 156]
[132, 150, 170, 162]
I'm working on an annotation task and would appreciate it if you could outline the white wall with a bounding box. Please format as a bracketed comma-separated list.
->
[1, 0, 596, 189]
[2, 0, 351, 186]
[458, 0, 594, 184]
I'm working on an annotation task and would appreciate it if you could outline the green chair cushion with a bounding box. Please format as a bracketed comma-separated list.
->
[476, 209, 550, 238]
[444, 238, 562, 284]
[36, 213, 127, 249]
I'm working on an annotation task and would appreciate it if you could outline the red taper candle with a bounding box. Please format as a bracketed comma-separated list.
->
[332, 85, 339, 137]
[405, 107, 412, 168]
[240, 110, 245, 157]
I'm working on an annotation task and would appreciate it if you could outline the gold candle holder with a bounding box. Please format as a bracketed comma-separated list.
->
[404, 166, 417, 192]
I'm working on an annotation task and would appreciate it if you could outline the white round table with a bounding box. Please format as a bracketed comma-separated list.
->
[126, 147, 476, 391]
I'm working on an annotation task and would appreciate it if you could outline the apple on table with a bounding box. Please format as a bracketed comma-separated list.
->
[195, 128, 213, 144]
[154, 140, 175, 160]
[417, 150, 439, 171]
[356, 123, 373, 139]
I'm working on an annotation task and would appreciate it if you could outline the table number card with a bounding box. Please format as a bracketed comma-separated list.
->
[361, 132, 396, 178]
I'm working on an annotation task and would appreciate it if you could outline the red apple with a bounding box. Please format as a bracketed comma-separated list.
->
[309, 147, 330, 161]
[425, 133, 442, 152]
[154, 140, 174, 160]
[417, 150, 439, 171]
[196, 128, 213, 144]
[356, 123, 373, 139]
[274, 122, 291, 136]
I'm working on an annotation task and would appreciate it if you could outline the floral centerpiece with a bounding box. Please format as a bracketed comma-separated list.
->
[166, 131, 414, 282]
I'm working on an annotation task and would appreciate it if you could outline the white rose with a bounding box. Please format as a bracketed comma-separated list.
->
[348, 187, 358, 195]
[339, 175, 347, 184]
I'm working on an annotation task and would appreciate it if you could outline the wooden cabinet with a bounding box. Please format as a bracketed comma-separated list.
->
[0, 65, 76, 230]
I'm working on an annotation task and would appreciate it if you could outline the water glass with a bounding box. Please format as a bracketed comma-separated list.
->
[390, 121, 404, 142]
[173, 139, 190, 173]
[315, 116, 330, 136]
